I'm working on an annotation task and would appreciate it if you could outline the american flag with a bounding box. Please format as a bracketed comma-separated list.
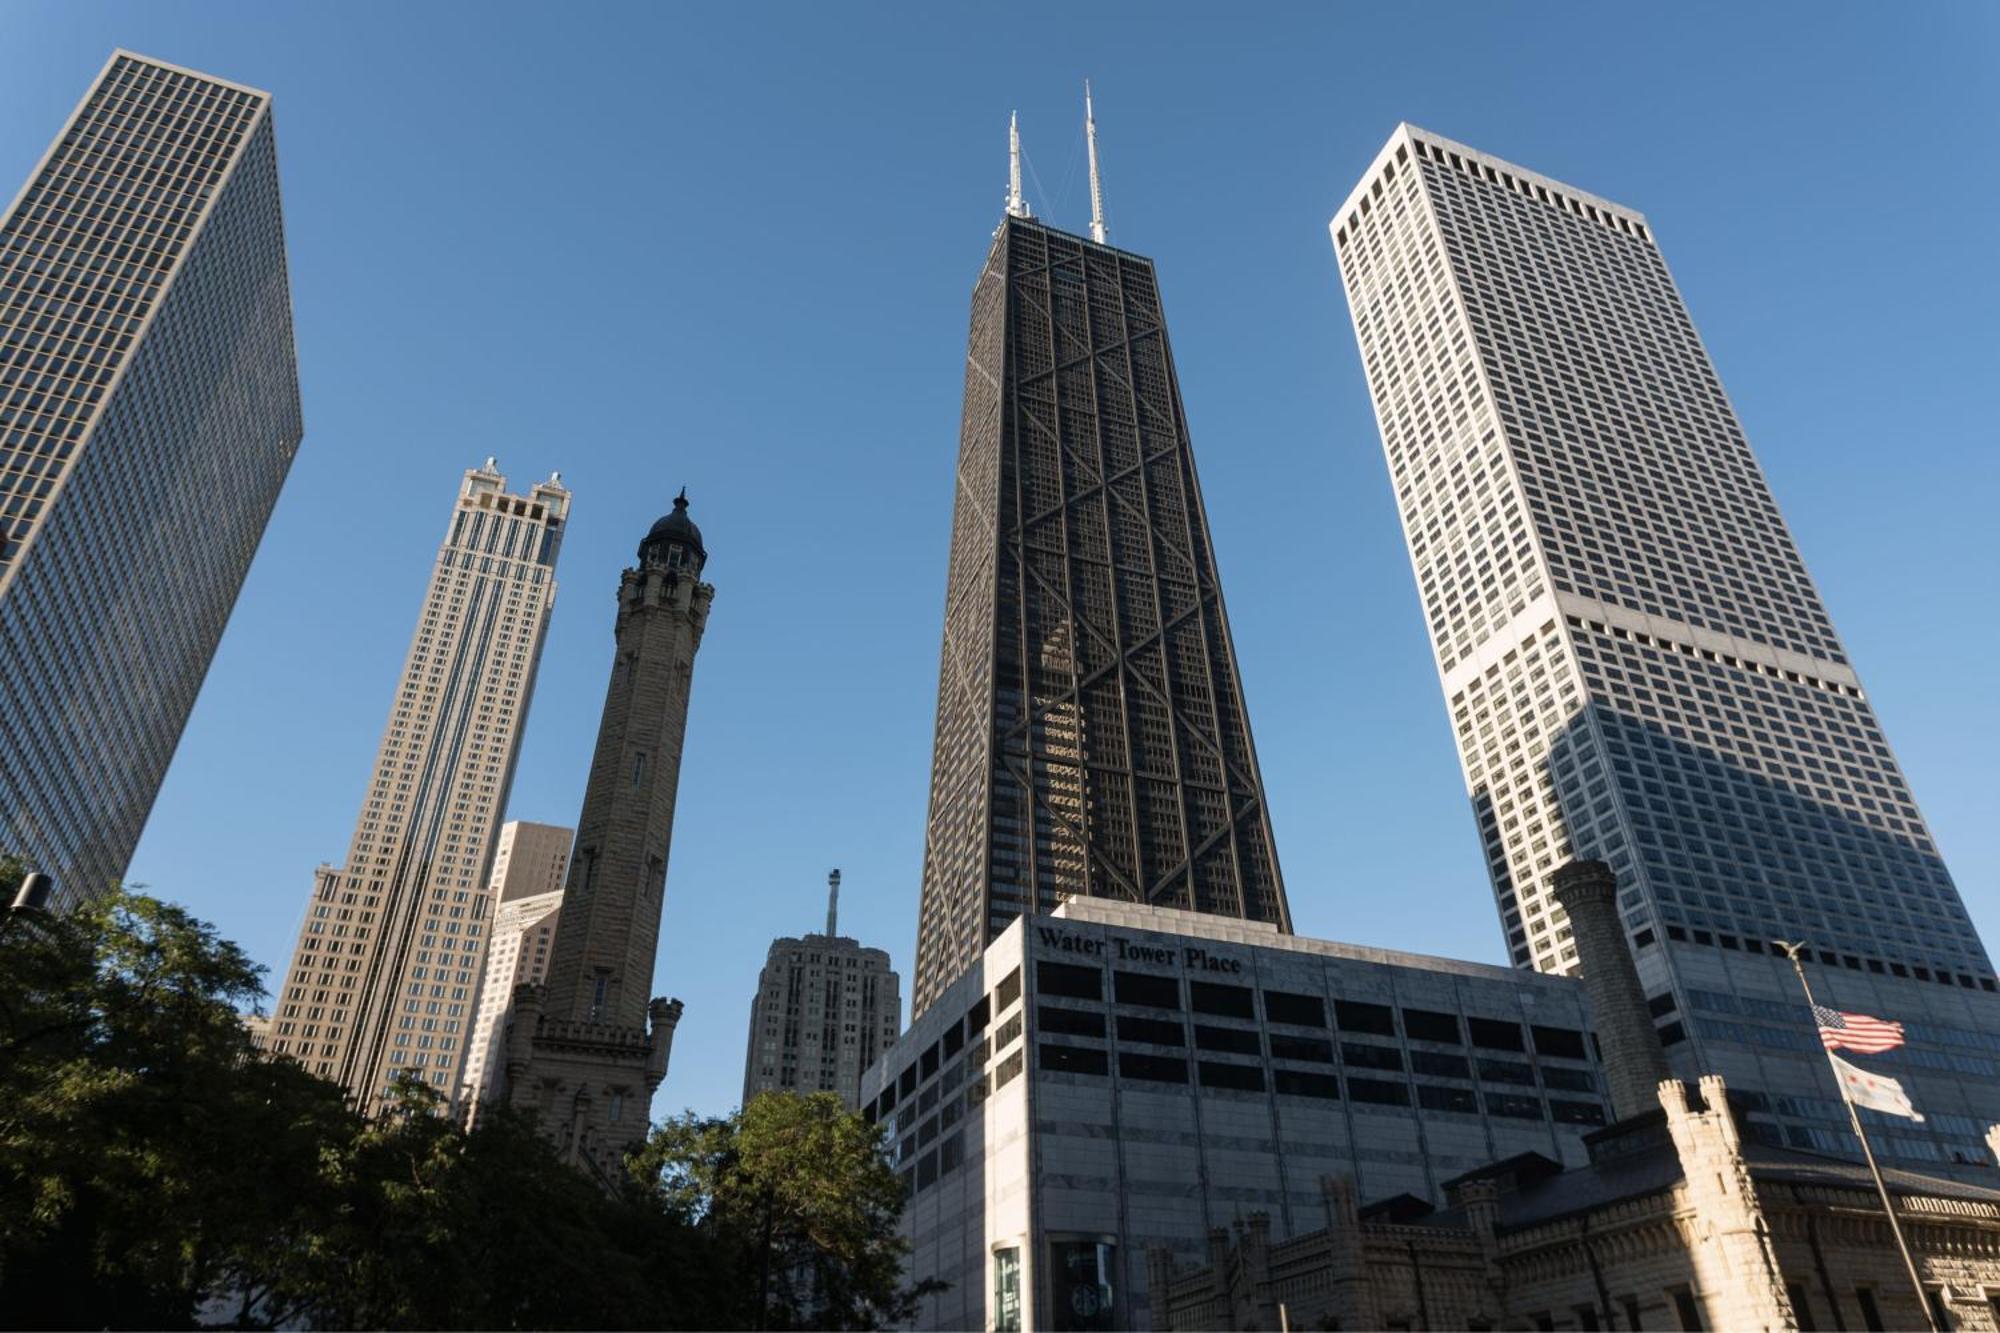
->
[1814, 1004, 1904, 1054]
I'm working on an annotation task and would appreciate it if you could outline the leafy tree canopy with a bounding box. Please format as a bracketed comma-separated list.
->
[0, 892, 929, 1330]
[632, 1091, 940, 1330]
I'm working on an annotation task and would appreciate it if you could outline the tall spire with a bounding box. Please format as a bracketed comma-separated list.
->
[1007, 111, 1030, 219]
[1085, 80, 1106, 244]
[826, 867, 841, 937]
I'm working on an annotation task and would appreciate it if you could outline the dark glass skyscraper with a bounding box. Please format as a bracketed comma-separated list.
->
[0, 51, 302, 907]
[913, 212, 1289, 1009]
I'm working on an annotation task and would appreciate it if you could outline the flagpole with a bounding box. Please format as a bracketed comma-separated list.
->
[1775, 941, 1937, 1332]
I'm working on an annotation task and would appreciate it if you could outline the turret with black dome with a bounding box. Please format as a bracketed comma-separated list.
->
[639, 489, 706, 574]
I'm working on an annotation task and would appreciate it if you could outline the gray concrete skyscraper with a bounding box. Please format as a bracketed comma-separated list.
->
[1333, 125, 1999, 1169]
[0, 51, 303, 908]
[743, 870, 902, 1109]
[265, 462, 568, 1110]
[913, 200, 1290, 1011]
[501, 494, 712, 1183]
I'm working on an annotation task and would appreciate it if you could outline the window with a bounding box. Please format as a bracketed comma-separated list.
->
[1854, 1289, 1883, 1332]
[1469, 1017, 1526, 1051]
[1403, 1008, 1462, 1044]
[1263, 990, 1326, 1027]
[1116, 1014, 1184, 1046]
[1347, 1077, 1409, 1106]
[994, 967, 1022, 1012]
[1194, 1024, 1260, 1055]
[1039, 961, 1102, 1001]
[1270, 1033, 1334, 1063]
[1335, 1000, 1396, 1035]
[993, 1248, 1022, 1333]
[1189, 981, 1255, 1019]
[1342, 1042, 1403, 1072]
[1479, 1058, 1535, 1085]
[966, 995, 991, 1034]
[1543, 1066, 1596, 1092]
[1040, 1006, 1105, 1039]
[1488, 1093, 1543, 1119]
[1532, 1024, 1588, 1059]
[993, 1049, 1024, 1090]
[1048, 1239, 1116, 1333]
[1040, 1044, 1107, 1076]
[1412, 1050, 1471, 1078]
[1672, 1287, 1704, 1331]
[1198, 1061, 1264, 1092]
[1551, 1099, 1607, 1126]
[1785, 1283, 1816, 1332]
[1119, 1052, 1188, 1084]
[1621, 1295, 1643, 1330]
[1418, 1084, 1477, 1113]
[1275, 1068, 1340, 1098]
[1114, 970, 1180, 1010]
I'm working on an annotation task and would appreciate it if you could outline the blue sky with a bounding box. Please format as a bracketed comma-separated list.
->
[3, 3, 1995, 1123]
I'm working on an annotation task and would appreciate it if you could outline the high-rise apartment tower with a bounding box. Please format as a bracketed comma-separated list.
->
[743, 870, 902, 1109]
[913, 155, 1289, 1010]
[1333, 125, 1998, 1167]
[0, 51, 303, 908]
[460, 819, 572, 1107]
[265, 462, 568, 1110]
[501, 494, 711, 1183]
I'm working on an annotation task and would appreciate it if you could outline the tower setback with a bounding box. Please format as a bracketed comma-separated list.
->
[0, 51, 303, 908]
[501, 492, 712, 1183]
[913, 207, 1291, 1012]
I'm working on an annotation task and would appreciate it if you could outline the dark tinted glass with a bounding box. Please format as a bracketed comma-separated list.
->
[1114, 971, 1181, 1009]
[1040, 1006, 1106, 1038]
[1335, 1000, 1396, 1035]
[1116, 1014, 1185, 1047]
[1038, 961, 1103, 1001]
[1040, 1044, 1108, 1076]
[1119, 1052, 1189, 1084]
[1190, 981, 1255, 1019]
[1198, 1061, 1265, 1092]
[1402, 1008, 1462, 1044]
[1263, 990, 1326, 1027]
[1468, 1016, 1526, 1051]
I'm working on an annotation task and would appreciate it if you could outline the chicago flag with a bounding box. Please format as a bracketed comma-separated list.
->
[1828, 1051, 1924, 1122]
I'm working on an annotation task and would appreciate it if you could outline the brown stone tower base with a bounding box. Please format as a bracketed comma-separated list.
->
[504, 986, 682, 1186]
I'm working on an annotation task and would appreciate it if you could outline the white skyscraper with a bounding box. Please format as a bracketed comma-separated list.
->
[460, 819, 571, 1107]
[1332, 125, 1999, 1170]
[265, 462, 567, 1111]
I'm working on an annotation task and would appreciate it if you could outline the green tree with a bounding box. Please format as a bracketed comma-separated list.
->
[263, 1075, 731, 1331]
[632, 1091, 941, 1330]
[0, 890, 842, 1330]
[0, 891, 353, 1329]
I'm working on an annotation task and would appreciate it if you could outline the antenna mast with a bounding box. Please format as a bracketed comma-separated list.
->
[1007, 112, 1030, 218]
[1085, 80, 1106, 244]
[826, 868, 841, 937]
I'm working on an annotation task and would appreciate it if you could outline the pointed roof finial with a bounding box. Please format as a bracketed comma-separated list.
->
[1085, 81, 1106, 245]
[674, 486, 688, 509]
[1007, 111, 1030, 219]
